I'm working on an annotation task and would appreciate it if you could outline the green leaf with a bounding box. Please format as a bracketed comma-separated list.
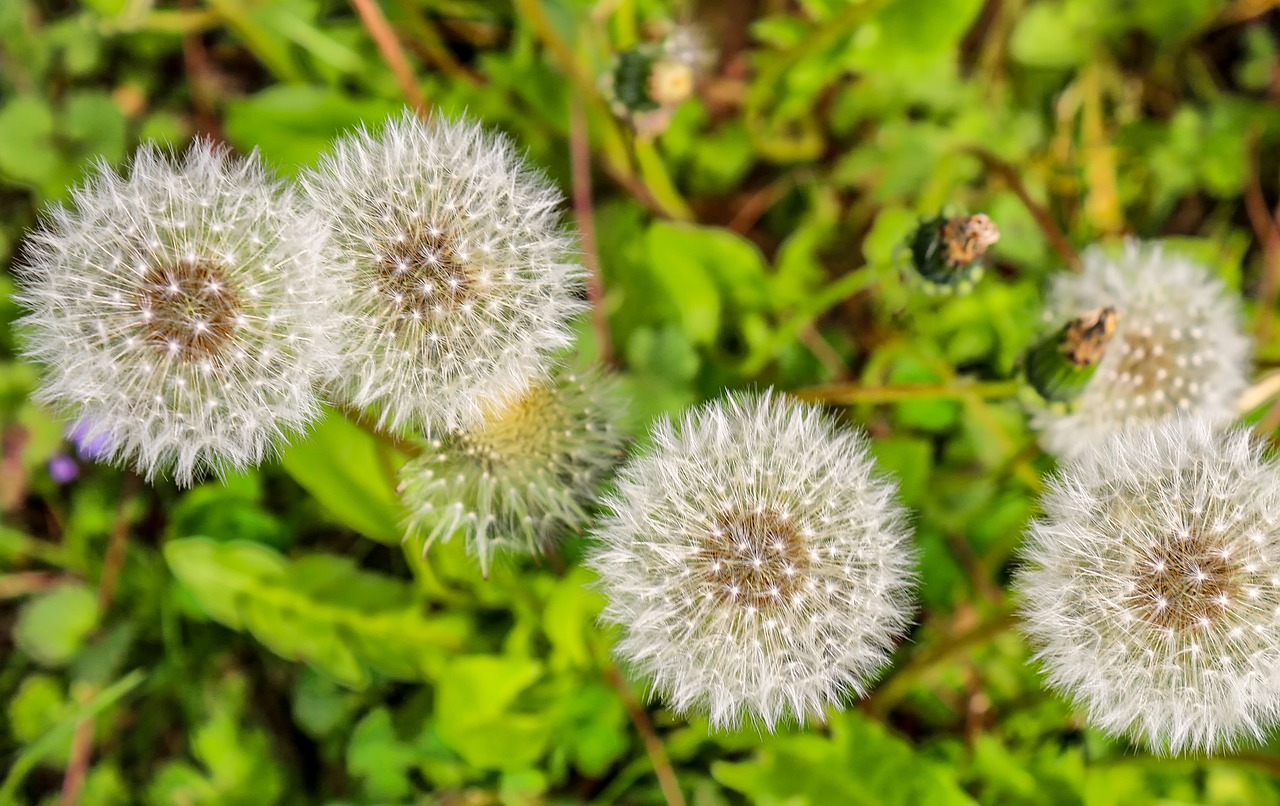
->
[278, 408, 404, 544]
[347, 708, 419, 801]
[14, 582, 101, 666]
[0, 96, 58, 187]
[1009, 3, 1092, 68]
[433, 655, 550, 769]
[165, 538, 470, 687]
[713, 711, 976, 805]
[843, 0, 985, 72]
[643, 222, 727, 345]
[224, 86, 401, 171]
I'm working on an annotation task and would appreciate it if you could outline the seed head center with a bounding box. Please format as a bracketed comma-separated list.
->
[1129, 535, 1240, 631]
[376, 227, 477, 327]
[136, 259, 239, 361]
[700, 508, 808, 608]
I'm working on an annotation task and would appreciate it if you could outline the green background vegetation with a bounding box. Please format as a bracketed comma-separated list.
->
[3, 0, 1280, 803]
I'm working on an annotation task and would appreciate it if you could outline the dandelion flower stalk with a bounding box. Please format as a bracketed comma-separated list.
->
[589, 391, 916, 731]
[398, 366, 627, 577]
[15, 140, 344, 485]
[301, 111, 585, 435]
[1017, 418, 1280, 754]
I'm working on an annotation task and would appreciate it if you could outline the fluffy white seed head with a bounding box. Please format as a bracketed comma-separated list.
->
[301, 111, 586, 434]
[399, 365, 628, 577]
[15, 140, 344, 486]
[1017, 418, 1280, 754]
[1032, 241, 1249, 460]
[589, 391, 916, 731]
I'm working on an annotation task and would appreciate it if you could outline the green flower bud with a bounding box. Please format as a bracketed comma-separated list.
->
[906, 213, 1000, 293]
[1024, 307, 1118, 403]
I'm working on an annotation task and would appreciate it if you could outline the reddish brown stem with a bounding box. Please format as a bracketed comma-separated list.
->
[350, 0, 428, 115]
[570, 98, 614, 365]
[966, 146, 1080, 271]
[604, 665, 686, 806]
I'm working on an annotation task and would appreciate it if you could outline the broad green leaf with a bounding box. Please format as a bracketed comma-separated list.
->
[224, 86, 401, 171]
[165, 538, 470, 687]
[713, 711, 976, 805]
[0, 96, 58, 187]
[278, 408, 404, 544]
[347, 708, 419, 801]
[434, 655, 550, 769]
[14, 582, 101, 666]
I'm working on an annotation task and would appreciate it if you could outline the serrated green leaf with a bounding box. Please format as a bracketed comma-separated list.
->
[165, 538, 469, 687]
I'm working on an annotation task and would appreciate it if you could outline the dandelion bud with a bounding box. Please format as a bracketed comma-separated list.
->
[589, 391, 916, 731]
[604, 26, 712, 137]
[15, 141, 344, 485]
[1031, 241, 1249, 460]
[301, 111, 585, 434]
[398, 366, 627, 577]
[905, 213, 999, 294]
[1023, 306, 1118, 403]
[1017, 418, 1280, 754]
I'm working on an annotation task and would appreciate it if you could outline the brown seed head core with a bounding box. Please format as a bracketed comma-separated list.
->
[1128, 531, 1241, 632]
[136, 259, 239, 361]
[374, 227, 478, 333]
[699, 507, 809, 608]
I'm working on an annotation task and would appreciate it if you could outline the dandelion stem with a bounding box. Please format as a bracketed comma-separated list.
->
[511, 0, 693, 221]
[1246, 126, 1280, 345]
[570, 97, 614, 364]
[794, 379, 1022, 405]
[349, 0, 428, 116]
[864, 606, 1018, 718]
[966, 146, 1079, 271]
[63, 476, 142, 805]
[604, 664, 687, 806]
[98, 473, 140, 610]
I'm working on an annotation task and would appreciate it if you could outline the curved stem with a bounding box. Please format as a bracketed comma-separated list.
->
[794, 379, 1022, 406]
[604, 664, 686, 806]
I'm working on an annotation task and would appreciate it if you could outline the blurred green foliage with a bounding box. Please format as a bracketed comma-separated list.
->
[2, 0, 1280, 803]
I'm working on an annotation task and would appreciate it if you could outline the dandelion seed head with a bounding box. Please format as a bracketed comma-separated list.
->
[589, 391, 916, 731]
[1017, 418, 1280, 754]
[14, 140, 343, 485]
[301, 111, 586, 434]
[399, 366, 627, 576]
[1032, 241, 1249, 459]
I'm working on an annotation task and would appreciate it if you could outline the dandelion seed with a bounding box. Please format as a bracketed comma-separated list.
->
[1032, 241, 1249, 460]
[1017, 418, 1280, 754]
[301, 111, 585, 434]
[589, 390, 916, 731]
[398, 366, 627, 577]
[15, 141, 343, 485]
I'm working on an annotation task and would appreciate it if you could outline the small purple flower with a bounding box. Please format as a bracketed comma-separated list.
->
[68, 421, 113, 462]
[48, 454, 79, 484]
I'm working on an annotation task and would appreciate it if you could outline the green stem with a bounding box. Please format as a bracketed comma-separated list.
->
[864, 607, 1018, 718]
[794, 379, 1022, 405]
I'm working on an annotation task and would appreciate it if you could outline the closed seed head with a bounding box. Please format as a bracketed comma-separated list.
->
[588, 390, 916, 731]
[399, 365, 628, 576]
[301, 111, 586, 434]
[1017, 418, 1280, 754]
[1032, 241, 1249, 460]
[14, 140, 344, 486]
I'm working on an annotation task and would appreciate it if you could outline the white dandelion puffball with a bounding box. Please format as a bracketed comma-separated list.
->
[1017, 418, 1280, 754]
[589, 391, 916, 731]
[15, 141, 344, 486]
[1032, 240, 1249, 460]
[301, 111, 586, 434]
[399, 365, 627, 577]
